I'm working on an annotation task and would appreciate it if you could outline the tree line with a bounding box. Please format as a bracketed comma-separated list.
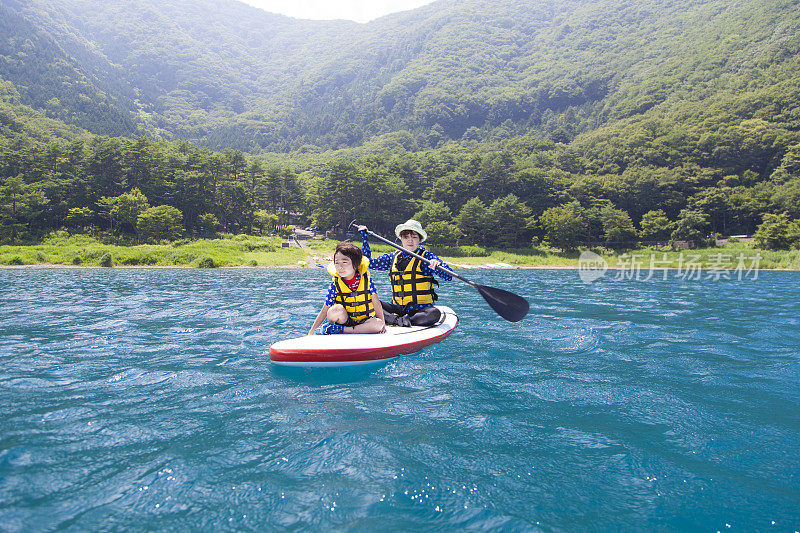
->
[2, 124, 799, 250]
[0, 135, 303, 243]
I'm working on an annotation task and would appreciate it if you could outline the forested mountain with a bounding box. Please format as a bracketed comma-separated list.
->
[2, 0, 798, 153]
[2, 0, 800, 251]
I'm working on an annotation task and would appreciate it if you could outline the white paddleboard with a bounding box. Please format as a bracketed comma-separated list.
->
[269, 306, 458, 367]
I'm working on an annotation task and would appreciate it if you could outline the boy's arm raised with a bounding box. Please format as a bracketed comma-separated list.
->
[358, 227, 372, 258]
[359, 226, 393, 270]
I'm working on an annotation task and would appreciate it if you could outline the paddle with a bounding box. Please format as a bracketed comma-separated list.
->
[350, 222, 530, 322]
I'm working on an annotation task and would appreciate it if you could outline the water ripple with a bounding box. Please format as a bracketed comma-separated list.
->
[0, 268, 798, 530]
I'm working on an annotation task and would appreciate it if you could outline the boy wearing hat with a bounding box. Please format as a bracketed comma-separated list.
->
[358, 220, 452, 327]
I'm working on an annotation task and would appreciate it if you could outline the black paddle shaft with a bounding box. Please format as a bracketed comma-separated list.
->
[350, 223, 530, 322]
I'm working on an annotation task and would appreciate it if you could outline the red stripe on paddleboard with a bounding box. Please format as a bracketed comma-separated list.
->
[269, 322, 456, 363]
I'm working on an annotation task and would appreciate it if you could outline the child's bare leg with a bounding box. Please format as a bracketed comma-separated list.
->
[343, 317, 385, 334]
[326, 304, 348, 324]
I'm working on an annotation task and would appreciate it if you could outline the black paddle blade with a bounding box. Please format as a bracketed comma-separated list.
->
[476, 284, 530, 322]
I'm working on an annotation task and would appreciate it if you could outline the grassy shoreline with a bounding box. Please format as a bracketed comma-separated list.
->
[1, 234, 799, 270]
[0, 233, 307, 268]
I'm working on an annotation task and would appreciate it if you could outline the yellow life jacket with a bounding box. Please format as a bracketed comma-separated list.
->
[327, 257, 375, 325]
[389, 251, 438, 306]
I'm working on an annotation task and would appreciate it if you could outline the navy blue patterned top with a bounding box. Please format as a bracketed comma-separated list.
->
[359, 229, 451, 310]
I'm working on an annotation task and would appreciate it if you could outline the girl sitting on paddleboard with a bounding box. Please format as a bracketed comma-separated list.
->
[358, 219, 452, 327]
[309, 242, 386, 335]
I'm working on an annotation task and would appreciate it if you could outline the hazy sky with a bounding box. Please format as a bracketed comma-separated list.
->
[237, 0, 436, 23]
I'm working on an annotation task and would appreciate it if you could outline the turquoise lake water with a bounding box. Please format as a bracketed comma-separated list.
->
[1, 268, 798, 531]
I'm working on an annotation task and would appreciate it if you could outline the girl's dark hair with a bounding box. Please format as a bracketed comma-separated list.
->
[335, 242, 362, 268]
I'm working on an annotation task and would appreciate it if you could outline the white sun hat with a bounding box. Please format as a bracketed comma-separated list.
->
[394, 219, 427, 242]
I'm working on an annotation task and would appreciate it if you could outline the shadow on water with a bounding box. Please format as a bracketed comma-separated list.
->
[269, 361, 390, 385]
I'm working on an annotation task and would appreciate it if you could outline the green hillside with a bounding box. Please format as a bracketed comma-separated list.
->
[2, 0, 799, 153]
[2, 0, 800, 252]
[0, 79, 87, 142]
[0, 0, 140, 136]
